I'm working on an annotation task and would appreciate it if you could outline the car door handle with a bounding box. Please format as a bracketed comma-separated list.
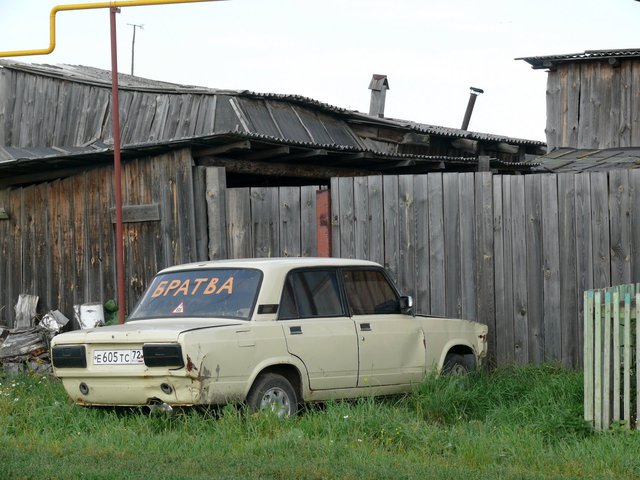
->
[289, 326, 303, 335]
[360, 323, 371, 332]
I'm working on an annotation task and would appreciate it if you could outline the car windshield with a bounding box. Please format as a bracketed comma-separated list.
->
[128, 268, 262, 321]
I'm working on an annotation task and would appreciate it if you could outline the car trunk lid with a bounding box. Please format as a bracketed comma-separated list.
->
[53, 318, 242, 344]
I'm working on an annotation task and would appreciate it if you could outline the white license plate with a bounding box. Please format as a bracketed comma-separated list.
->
[93, 349, 144, 365]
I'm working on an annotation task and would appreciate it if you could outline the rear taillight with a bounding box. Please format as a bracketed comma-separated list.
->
[52, 345, 87, 368]
[143, 344, 184, 368]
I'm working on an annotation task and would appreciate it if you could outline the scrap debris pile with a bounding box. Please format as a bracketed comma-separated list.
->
[0, 294, 69, 375]
[0, 295, 111, 374]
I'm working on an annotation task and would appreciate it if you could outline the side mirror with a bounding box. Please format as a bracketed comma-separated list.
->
[399, 295, 413, 315]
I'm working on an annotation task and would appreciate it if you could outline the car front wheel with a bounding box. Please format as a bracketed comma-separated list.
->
[247, 373, 298, 418]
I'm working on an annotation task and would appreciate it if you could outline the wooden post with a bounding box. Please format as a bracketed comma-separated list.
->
[477, 155, 491, 172]
[624, 292, 632, 428]
[603, 290, 611, 429]
[613, 290, 621, 422]
[205, 167, 228, 260]
[594, 290, 602, 430]
[636, 291, 640, 430]
[316, 189, 331, 257]
[584, 290, 594, 426]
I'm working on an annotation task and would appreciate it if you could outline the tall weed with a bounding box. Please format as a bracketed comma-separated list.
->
[410, 363, 591, 439]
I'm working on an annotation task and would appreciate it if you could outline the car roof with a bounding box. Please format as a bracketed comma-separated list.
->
[159, 257, 382, 274]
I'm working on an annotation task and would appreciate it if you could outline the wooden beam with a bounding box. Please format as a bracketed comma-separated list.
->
[192, 140, 251, 158]
[0, 165, 105, 188]
[197, 156, 371, 179]
[243, 146, 290, 161]
[344, 152, 371, 161]
[280, 149, 328, 162]
[375, 159, 416, 170]
[349, 124, 406, 143]
[533, 145, 548, 155]
[451, 138, 479, 154]
[110, 203, 160, 223]
[496, 142, 521, 155]
[401, 132, 430, 146]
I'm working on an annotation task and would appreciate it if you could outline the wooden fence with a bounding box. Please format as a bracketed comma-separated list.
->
[3, 162, 640, 370]
[584, 285, 639, 430]
[331, 170, 640, 368]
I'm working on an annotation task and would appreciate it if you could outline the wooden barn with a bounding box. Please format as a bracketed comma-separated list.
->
[519, 48, 640, 151]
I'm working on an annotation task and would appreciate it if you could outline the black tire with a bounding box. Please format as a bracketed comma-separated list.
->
[246, 373, 298, 418]
[442, 353, 475, 375]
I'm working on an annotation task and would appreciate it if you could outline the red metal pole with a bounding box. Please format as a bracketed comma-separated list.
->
[110, 7, 126, 324]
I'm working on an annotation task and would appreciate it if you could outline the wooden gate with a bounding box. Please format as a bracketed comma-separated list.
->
[201, 166, 322, 260]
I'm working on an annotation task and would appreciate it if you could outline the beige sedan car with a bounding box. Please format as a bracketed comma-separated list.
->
[51, 258, 488, 416]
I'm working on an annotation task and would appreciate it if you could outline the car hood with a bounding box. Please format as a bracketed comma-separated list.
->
[51, 318, 243, 345]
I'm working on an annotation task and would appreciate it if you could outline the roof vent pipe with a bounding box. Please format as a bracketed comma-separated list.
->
[461, 86, 484, 130]
[368, 74, 389, 118]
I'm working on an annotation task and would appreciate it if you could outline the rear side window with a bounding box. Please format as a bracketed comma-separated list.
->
[343, 269, 400, 315]
[279, 270, 344, 320]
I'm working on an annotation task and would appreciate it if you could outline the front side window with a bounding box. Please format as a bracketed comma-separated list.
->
[129, 268, 262, 320]
[279, 269, 344, 320]
[343, 269, 400, 315]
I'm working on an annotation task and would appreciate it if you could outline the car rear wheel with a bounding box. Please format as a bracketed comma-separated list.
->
[442, 353, 475, 375]
[247, 373, 298, 418]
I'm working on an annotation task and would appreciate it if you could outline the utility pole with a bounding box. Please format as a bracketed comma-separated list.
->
[127, 23, 144, 75]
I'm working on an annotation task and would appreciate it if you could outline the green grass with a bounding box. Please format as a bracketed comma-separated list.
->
[1, 365, 639, 479]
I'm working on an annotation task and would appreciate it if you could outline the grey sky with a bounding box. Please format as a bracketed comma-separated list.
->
[2, 0, 639, 142]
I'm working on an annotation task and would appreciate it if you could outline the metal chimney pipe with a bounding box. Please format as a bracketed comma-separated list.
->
[461, 86, 484, 130]
[368, 74, 390, 118]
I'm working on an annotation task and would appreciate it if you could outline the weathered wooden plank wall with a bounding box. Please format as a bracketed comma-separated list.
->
[211, 180, 319, 260]
[331, 171, 640, 368]
[546, 60, 640, 150]
[0, 148, 199, 327]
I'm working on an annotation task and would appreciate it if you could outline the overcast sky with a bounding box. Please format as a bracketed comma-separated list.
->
[2, 0, 640, 143]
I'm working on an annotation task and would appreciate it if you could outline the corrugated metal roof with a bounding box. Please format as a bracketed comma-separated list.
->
[533, 147, 640, 173]
[518, 49, 640, 69]
[359, 116, 545, 146]
[0, 60, 544, 148]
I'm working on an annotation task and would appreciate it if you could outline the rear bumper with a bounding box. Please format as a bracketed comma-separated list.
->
[60, 376, 202, 406]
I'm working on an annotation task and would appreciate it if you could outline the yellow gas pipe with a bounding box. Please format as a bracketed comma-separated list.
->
[0, 0, 222, 58]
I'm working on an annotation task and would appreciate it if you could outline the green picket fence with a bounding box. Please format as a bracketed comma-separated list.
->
[584, 284, 639, 430]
